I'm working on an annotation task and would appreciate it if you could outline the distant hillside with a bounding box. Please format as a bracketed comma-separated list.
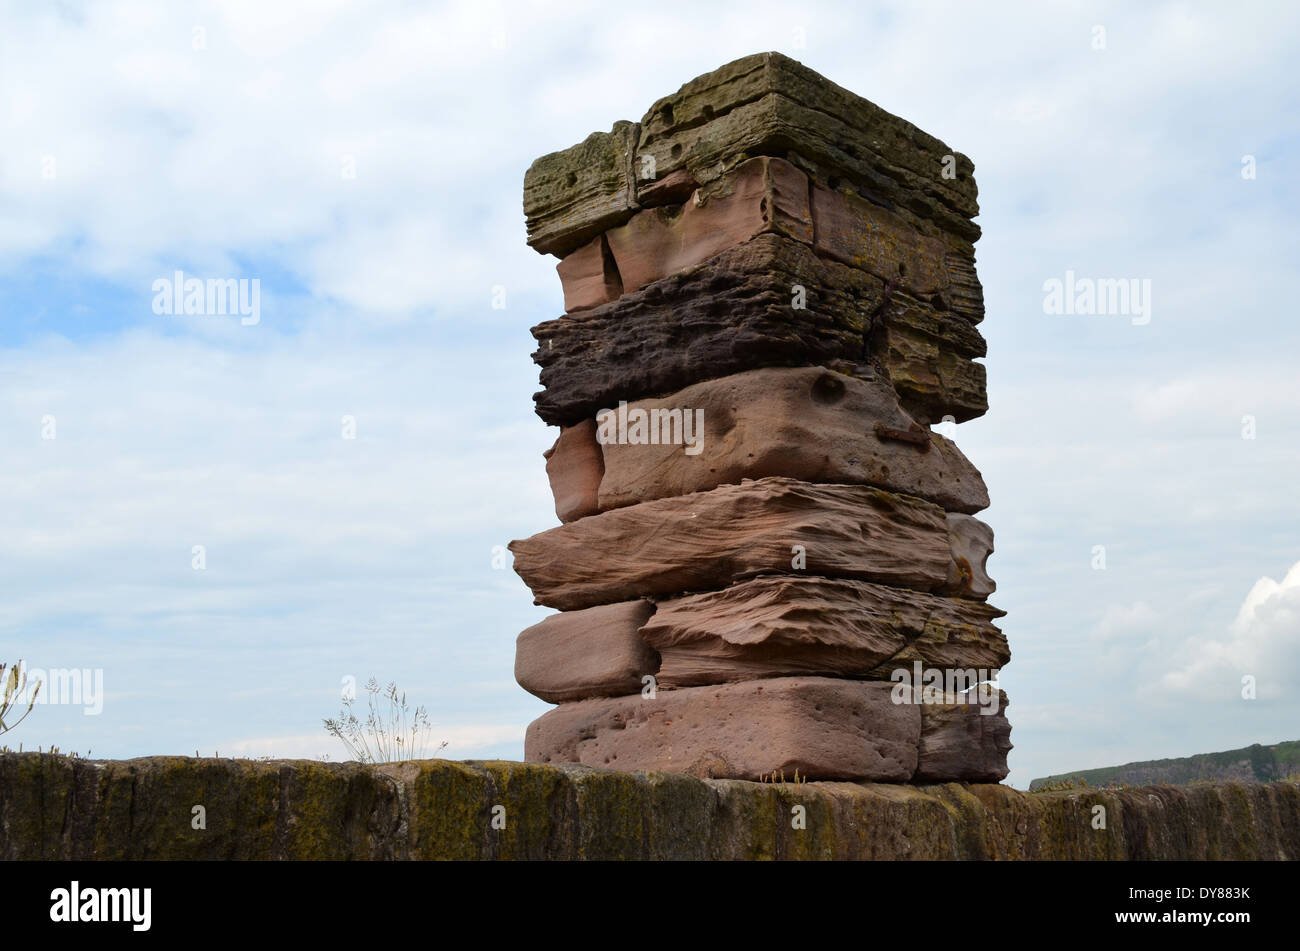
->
[1030, 740, 1300, 790]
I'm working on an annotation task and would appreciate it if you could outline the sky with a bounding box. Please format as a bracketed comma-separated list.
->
[1, 0, 1297, 790]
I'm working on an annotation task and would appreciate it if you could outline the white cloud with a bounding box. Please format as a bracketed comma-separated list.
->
[1161, 561, 1300, 699]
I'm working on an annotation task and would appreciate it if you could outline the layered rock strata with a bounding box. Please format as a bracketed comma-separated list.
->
[512, 53, 1008, 783]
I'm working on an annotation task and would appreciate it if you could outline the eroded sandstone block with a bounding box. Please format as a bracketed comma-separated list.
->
[941, 513, 996, 600]
[525, 676, 920, 781]
[554, 155, 812, 312]
[532, 234, 881, 426]
[523, 120, 639, 258]
[509, 477, 952, 611]
[595, 366, 989, 514]
[865, 620, 1011, 680]
[535, 234, 987, 428]
[915, 690, 1013, 783]
[873, 292, 988, 423]
[639, 574, 1008, 688]
[514, 600, 658, 703]
[543, 419, 604, 523]
[555, 234, 623, 312]
[551, 152, 985, 330]
[635, 167, 698, 207]
[604, 155, 812, 295]
[811, 186, 971, 312]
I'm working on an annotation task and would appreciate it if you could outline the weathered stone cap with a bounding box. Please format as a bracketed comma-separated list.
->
[524, 120, 639, 260]
[638, 52, 978, 226]
[524, 52, 979, 257]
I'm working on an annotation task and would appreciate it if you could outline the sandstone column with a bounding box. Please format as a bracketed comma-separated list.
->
[511, 52, 1011, 782]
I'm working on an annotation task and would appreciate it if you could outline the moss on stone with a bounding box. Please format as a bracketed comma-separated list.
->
[570, 768, 652, 860]
[406, 759, 492, 860]
[0, 752, 78, 859]
[4, 752, 1298, 861]
[473, 759, 575, 860]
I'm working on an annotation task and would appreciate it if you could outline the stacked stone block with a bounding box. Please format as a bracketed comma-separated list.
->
[510, 53, 1011, 782]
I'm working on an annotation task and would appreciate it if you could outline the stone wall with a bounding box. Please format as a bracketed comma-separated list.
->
[3, 753, 1296, 860]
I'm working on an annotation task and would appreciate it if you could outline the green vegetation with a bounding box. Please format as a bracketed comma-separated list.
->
[759, 768, 808, 785]
[1030, 740, 1300, 790]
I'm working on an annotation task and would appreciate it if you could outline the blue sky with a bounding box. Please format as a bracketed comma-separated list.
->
[2, 0, 1298, 788]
